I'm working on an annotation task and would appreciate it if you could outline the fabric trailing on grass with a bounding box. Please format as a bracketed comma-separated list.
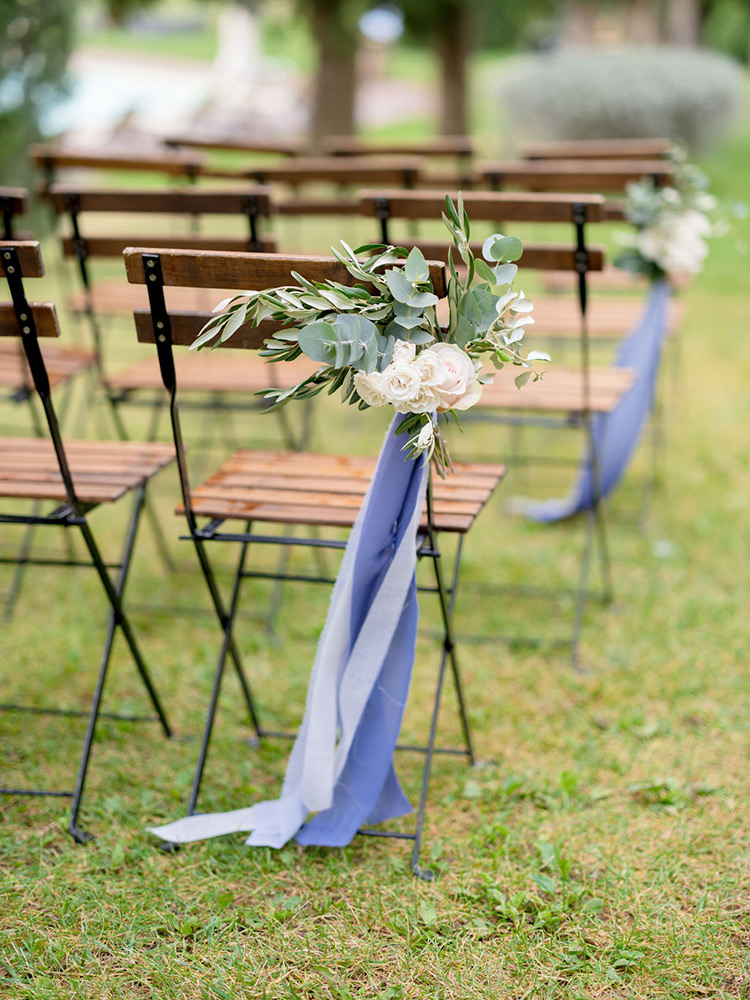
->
[149, 414, 428, 849]
[513, 278, 672, 522]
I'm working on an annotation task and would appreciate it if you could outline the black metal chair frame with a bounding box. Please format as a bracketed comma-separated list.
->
[0, 244, 173, 842]
[371, 194, 613, 665]
[139, 249, 484, 878]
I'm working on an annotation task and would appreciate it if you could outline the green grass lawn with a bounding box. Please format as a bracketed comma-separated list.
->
[2, 48, 750, 999]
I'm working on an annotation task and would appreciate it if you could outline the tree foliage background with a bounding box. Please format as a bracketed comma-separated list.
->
[0, 0, 76, 183]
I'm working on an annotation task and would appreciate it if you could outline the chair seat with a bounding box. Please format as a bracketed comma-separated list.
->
[67, 281, 239, 317]
[528, 295, 682, 337]
[478, 364, 636, 414]
[0, 340, 95, 391]
[107, 352, 319, 395]
[0, 438, 175, 504]
[182, 449, 507, 534]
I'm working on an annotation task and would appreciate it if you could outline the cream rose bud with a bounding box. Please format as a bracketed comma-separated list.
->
[353, 370, 388, 407]
[423, 342, 484, 412]
[391, 339, 417, 364]
[414, 349, 448, 388]
[417, 420, 435, 452]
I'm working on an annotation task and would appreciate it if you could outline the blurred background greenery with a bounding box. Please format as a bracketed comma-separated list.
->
[2, 0, 749, 184]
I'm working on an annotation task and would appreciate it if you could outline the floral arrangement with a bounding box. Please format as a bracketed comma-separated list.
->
[192, 196, 548, 475]
[615, 152, 718, 281]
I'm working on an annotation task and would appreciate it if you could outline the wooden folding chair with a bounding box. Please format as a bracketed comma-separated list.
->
[0, 241, 175, 840]
[123, 245, 506, 875]
[358, 190, 637, 662]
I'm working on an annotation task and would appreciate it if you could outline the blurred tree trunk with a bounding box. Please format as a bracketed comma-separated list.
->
[664, 0, 702, 44]
[626, 0, 663, 42]
[435, 0, 471, 135]
[308, 0, 358, 147]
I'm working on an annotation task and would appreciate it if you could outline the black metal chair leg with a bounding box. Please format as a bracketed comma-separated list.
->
[440, 535, 476, 764]
[77, 491, 172, 737]
[192, 536, 263, 739]
[187, 532, 254, 815]
[68, 485, 171, 840]
[571, 505, 596, 670]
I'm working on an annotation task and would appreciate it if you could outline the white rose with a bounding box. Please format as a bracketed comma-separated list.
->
[422, 342, 483, 412]
[414, 349, 448, 388]
[391, 339, 417, 364]
[353, 370, 388, 407]
[382, 360, 423, 407]
[393, 383, 442, 414]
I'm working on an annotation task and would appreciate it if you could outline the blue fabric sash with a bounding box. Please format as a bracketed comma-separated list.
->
[515, 280, 671, 522]
[148, 415, 429, 848]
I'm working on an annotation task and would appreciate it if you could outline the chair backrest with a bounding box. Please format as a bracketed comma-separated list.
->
[0, 187, 28, 240]
[123, 246, 447, 528]
[29, 144, 206, 196]
[357, 189, 607, 288]
[476, 158, 674, 193]
[321, 136, 474, 160]
[225, 156, 424, 188]
[0, 240, 78, 505]
[519, 138, 674, 161]
[164, 134, 304, 157]
[48, 184, 276, 260]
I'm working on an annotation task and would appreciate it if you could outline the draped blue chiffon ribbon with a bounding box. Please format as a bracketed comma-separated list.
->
[149, 415, 429, 848]
[513, 280, 671, 522]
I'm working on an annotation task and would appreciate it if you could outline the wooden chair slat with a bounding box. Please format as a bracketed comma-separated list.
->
[242, 156, 423, 184]
[49, 186, 273, 215]
[357, 190, 606, 223]
[477, 159, 674, 191]
[394, 239, 606, 273]
[275, 197, 361, 216]
[0, 241, 44, 278]
[164, 134, 304, 156]
[29, 144, 205, 175]
[124, 248, 447, 298]
[321, 136, 474, 158]
[519, 138, 673, 161]
[0, 302, 60, 337]
[61, 234, 277, 259]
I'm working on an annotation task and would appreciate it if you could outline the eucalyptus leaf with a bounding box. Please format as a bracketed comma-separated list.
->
[514, 371, 532, 389]
[526, 350, 551, 363]
[483, 234, 523, 263]
[297, 321, 338, 365]
[404, 246, 430, 283]
[492, 263, 518, 286]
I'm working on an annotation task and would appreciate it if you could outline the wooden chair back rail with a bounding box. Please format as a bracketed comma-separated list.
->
[321, 136, 474, 158]
[0, 241, 44, 278]
[476, 159, 674, 191]
[0, 188, 28, 216]
[0, 302, 60, 338]
[124, 247, 447, 298]
[29, 144, 205, 177]
[133, 309, 283, 350]
[519, 138, 674, 161]
[357, 190, 606, 223]
[274, 197, 362, 217]
[164, 135, 304, 156]
[237, 157, 424, 185]
[61, 234, 278, 259]
[393, 240, 606, 273]
[48, 186, 274, 216]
